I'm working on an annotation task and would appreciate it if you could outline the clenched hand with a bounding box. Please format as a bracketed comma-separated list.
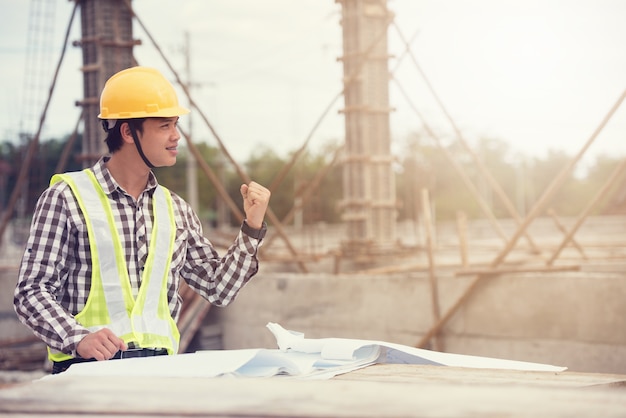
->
[240, 181, 271, 230]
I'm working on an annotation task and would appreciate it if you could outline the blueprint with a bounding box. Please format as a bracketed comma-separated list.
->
[58, 322, 567, 379]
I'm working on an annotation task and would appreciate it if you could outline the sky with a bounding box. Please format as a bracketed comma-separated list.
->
[1, 0, 625, 167]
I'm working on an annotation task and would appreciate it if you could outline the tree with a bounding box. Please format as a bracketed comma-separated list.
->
[583, 154, 626, 214]
[527, 150, 584, 216]
[0, 134, 82, 217]
[155, 142, 230, 225]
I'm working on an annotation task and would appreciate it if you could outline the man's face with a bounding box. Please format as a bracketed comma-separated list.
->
[137, 117, 181, 167]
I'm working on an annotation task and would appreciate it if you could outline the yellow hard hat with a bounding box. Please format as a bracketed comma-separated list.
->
[98, 66, 190, 119]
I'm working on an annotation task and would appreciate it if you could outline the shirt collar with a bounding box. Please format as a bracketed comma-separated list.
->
[93, 155, 159, 196]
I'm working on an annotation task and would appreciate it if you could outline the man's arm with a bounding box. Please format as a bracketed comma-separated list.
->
[14, 185, 92, 357]
[173, 183, 269, 307]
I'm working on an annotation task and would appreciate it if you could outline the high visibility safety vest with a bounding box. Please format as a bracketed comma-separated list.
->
[48, 169, 180, 362]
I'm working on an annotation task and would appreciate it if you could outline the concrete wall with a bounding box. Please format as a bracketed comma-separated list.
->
[215, 269, 626, 374]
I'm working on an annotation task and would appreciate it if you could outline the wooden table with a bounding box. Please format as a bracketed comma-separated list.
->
[1, 364, 625, 417]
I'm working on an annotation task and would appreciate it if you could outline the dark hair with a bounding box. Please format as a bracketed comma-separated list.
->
[103, 118, 146, 153]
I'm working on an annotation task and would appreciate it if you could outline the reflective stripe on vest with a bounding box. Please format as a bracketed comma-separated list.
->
[48, 169, 179, 362]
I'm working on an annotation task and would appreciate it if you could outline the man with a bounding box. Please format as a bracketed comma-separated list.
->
[14, 66, 270, 374]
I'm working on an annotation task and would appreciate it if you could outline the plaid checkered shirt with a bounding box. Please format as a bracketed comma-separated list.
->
[14, 156, 264, 357]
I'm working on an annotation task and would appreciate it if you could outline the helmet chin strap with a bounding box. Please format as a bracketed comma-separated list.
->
[129, 125, 156, 169]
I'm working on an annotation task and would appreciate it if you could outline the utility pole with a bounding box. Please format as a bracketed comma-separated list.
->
[183, 31, 199, 213]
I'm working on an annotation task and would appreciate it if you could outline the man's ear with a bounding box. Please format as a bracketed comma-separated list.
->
[119, 122, 135, 145]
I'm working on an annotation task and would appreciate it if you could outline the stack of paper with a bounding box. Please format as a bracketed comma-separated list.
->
[59, 322, 566, 379]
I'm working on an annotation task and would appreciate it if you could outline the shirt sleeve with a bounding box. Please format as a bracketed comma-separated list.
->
[13, 184, 90, 357]
[174, 197, 264, 307]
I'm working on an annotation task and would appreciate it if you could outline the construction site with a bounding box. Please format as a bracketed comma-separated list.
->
[1, 0, 626, 416]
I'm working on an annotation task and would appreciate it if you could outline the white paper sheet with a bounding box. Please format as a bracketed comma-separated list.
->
[59, 322, 566, 379]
